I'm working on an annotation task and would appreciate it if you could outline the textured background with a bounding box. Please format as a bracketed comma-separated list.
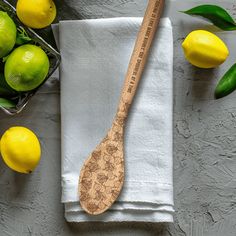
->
[1, 0, 236, 235]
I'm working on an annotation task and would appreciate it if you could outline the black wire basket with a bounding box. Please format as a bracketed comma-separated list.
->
[0, 0, 61, 115]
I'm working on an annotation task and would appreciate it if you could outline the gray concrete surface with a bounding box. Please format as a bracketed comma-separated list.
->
[1, 0, 236, 235]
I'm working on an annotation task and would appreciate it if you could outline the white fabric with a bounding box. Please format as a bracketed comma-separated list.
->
[52, 17, 174, 222]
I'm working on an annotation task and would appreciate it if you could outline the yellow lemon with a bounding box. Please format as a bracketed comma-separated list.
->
[16, 0, 56, 29]
[182, 30, 229, 69]
[0, 127, 41, 174]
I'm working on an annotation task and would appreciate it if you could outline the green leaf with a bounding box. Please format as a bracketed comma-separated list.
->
[16, 26, 32, 45]
[0, 98, 16, 108]
[215, 64, 236, 99]
[181, 5, 236, 31]
[2, 55, 9, 63]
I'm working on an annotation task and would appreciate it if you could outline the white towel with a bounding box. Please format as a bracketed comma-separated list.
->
[53, 17, 174, 222]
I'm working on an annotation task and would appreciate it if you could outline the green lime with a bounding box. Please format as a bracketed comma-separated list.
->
[0, 11, 16, 58]
[4, 44, 50, 92]
[0, 73, 16, 97]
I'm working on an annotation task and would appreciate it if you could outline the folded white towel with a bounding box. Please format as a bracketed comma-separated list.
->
[53, 17, 174, 222]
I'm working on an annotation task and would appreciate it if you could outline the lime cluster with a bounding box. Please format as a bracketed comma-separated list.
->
[0, 10, 49, 97]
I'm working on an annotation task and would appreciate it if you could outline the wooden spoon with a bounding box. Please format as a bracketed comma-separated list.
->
[79, 0, 165, 215]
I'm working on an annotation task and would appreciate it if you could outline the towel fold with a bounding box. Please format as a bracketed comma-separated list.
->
[52, 17, 174, 222]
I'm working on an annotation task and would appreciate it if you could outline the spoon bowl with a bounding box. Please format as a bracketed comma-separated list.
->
[79, 115, 125, 215]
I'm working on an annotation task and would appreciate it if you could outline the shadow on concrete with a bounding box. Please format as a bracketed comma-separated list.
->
[190, 67, 219, 100]
[66, 222, 171, 236]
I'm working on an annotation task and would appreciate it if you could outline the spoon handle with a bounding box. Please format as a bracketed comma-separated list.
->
[117, 0, 165, 119]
